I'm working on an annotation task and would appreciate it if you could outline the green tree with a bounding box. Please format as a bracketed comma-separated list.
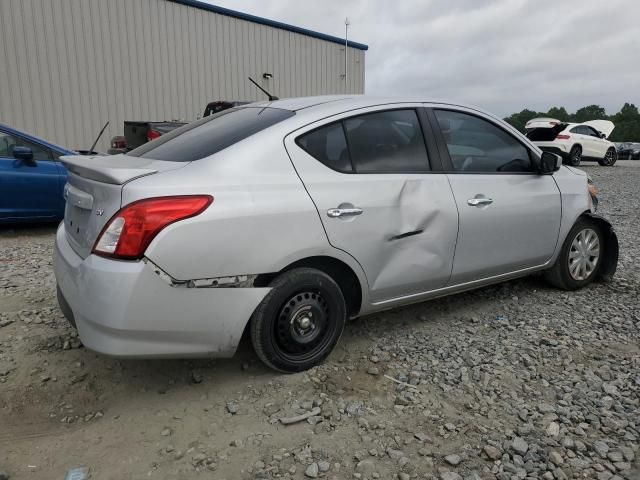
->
[503, 109, 542, 132]
[609, 103, 640, 142]
[546, 107, 570, 121]
[572, 105, 607, 123]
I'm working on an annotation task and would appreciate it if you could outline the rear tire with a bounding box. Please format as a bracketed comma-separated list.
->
[250, 268, 346, 373]
[567, 146, 582, 166]
[598, 148, 617, 166]
[544, 218, 603, 290]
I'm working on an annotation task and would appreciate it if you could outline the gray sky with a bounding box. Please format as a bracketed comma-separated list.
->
[208, 0, 639, 117]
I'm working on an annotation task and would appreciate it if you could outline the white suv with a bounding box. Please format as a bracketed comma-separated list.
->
[525, 118, 617, 166]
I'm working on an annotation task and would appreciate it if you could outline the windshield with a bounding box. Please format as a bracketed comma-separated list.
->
[127, 107, 294, 162]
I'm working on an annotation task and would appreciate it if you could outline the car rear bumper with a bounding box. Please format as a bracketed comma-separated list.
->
[53, 223, 270, 358]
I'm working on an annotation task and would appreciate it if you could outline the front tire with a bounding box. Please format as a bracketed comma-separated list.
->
[544, 219, 603, 290]
[567, 146, 582, 166]
[598, 148, 617, 166]
[250, 268, 346, 373]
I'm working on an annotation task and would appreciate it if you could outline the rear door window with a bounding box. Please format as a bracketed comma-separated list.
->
[344, 110, 430, 173]
[434, 109, 532, 173]
[128, 107, 295, 162]
[297, 109, 430, 174]
[296, 123, 352, 172]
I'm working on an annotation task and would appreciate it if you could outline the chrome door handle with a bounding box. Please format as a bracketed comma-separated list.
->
[327, 207, 363, 218]
[467, 197, 493, 206]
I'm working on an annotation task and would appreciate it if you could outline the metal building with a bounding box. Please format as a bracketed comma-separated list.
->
[0, 0, 368, 151]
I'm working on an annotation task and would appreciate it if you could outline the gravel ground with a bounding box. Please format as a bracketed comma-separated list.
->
[0, 161, 638, 480]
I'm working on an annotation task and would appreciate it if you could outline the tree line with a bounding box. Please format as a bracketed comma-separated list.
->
[504, 103, 640, 142]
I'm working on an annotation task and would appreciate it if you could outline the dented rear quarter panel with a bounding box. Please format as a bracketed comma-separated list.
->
[125, 127, 371, 308]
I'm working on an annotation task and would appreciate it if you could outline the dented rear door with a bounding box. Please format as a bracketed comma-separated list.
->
[285, 106, 459, 303]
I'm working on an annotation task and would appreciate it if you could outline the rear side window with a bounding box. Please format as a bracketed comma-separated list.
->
[435, 109, 532, 173]
[128, 107, 295, 162]
[585, 126, 600, 137]
[297, 109, 430, 174]
[297, 123, 352, 172]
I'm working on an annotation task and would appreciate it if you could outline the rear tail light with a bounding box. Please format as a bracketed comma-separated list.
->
[111, 136, 126, 149]
[93, 195, 213, 260]
[556, 134, 571, 140]
[147, 129, 162, 142]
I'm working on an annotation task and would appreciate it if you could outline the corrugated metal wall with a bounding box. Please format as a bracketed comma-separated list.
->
[0, 0, 366, 151]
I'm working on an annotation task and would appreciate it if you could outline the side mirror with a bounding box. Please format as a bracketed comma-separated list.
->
[539, 151, 562, 174]
[600, 132, 607, 139]
[13, 146, 35, 164]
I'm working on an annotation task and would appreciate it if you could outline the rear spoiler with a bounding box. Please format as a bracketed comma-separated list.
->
[60, 155, 159, 185]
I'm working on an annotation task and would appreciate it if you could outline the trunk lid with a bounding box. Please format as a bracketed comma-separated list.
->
[524, 117, 564, 130]
[524, 118, 567, 142]
[59, 154, 186, 258]
[582, 120, 615, 138]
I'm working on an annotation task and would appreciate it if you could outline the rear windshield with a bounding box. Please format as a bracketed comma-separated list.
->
[128, 107, 294, 162]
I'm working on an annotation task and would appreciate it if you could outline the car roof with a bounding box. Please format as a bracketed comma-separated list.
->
[0, 122, 76, 155]
[248, 95, 506, 128]
[251, 95, 475, 112]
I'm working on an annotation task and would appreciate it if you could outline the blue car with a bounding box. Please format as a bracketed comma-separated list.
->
[0, 123, 76, 223]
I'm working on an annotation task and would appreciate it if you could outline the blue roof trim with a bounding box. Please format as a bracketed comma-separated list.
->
[168, 0, 369, 51]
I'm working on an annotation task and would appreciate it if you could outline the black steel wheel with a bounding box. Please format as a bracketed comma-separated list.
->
[250, 268, 346, 372]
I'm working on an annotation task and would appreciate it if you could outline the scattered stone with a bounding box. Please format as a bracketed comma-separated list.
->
[511, 437, 529, 456]
[483, 445, 501, 460]
[367, 366, 380, 375]
[594, 441, 609, 458]
[304, 462, 319, 478]
[607, 451, 624, 463]
[355, 460, 375, 474]
[440, 472, 463, 480]
[444, 454, 462, 466]
[226, 402, 239, 414]
[549, 451, 564, 466]
[546, 421, 560, 437]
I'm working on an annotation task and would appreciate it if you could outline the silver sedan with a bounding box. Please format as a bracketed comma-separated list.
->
[53, 96, 618, 372]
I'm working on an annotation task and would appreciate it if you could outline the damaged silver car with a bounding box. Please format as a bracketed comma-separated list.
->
[54, 96, 619, 372]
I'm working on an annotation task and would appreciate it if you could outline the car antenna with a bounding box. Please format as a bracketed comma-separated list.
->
[88, 121, 109, 154]
[248, 77, 278, 101]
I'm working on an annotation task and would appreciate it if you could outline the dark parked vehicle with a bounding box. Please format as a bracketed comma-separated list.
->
[203, 100, 250, 116]
[108, 101, 249, 154]
[616, 142, 640, 159]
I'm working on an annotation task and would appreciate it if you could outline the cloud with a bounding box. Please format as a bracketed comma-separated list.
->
[209, 0, 640, 116]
